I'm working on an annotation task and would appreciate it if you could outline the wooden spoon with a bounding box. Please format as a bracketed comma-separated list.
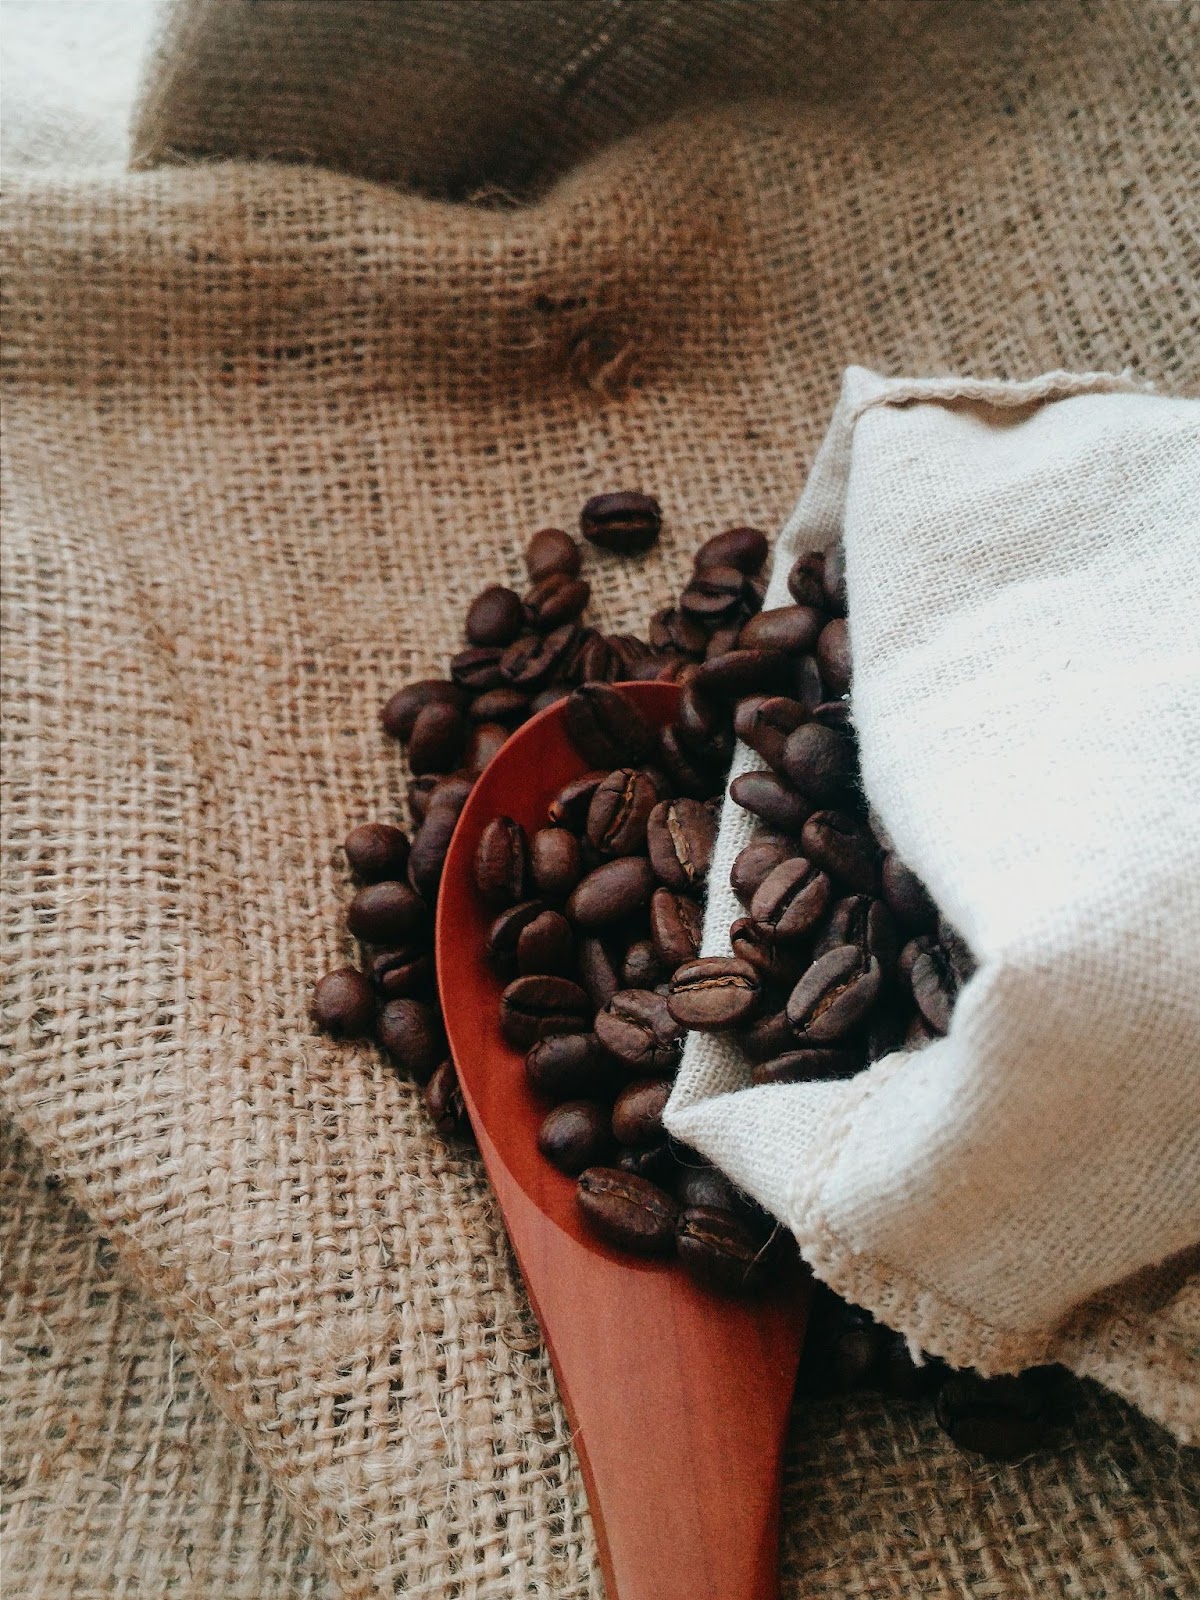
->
[436, 680, 808, 1600]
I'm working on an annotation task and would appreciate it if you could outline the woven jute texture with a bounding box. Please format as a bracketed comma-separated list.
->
[3, 0, 1199, 1594]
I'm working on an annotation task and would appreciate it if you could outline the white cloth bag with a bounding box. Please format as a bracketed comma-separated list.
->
[666, 368, 1200, 1423]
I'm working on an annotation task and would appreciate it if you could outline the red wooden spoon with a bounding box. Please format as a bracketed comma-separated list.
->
[436, 681, 808, 1600]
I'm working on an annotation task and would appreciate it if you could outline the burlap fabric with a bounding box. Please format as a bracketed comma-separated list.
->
[3, 1, 1199, 1595]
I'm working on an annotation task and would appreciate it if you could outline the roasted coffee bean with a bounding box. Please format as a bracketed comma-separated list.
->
[526, 526, 582, 580]
[530, 684, 571, 714]
[669, 957, 760, 1030]
[750, 856, 831, 940]
[377, 997, 447, 1083]
[426, 1058, 469, 1137]
[616, 1142, 677, 1184]
[426, 775, 474, 815]
[649, 605, 708, 657]
[572, 630, 619, 683]
[730, 835, 797, 904]
[311, 967, 377, 1037]
[935, 1373, 1050, 1460]
[612, 1077, 674, 1146]
[801, 810, 879, 893]
[576, 1167, 678, 1254]
[517, 909, 575, 976]
[649, 888, 704, 971]
[586, 767, 659, 857]
[905, 1011, 939, 1048]
[620, 938, 664, 990]
[677, 1206, 774, 1296]
[674, 682, 728, 754]
[409, 701, 466, 774]
[408, 784, 471, 896]
[786, 550, 826, 608]
[908, 940, 959, 1034]
[740, 1006, 796, 1063]
[823, 539, 847, 615]
[468, 687, 532, 725]
[486, 899, 550, 978]
[734, 696, 808, 772]
[563, 684, 656, 768]
[526, 1032, 616, 1101]
[816, 616, 851, 697]
[675, 1164, 750, 1215]
[546, 770, 604, 831]
[347, 880, 427, 943]
[500, 624, 579, 688]
[580, 490, 662, 555]
[792, 654, 826, 715]
[381, 678, 467, 741]
[897, 934, 934, 985]
[527, 827, 582, 899]
[693, 648, 791, 700]
[938, 918, 978, 985]
[538, 1101, 613, 1176]
[474, 816, 529, 907]
[781, 722, 856, 804]
[371, 943, 435, 1000]
[679, 564, 745, 623]
[577, 935, 622, 1011]
[829, 1304, 884, 1389]
[466, 585, 526, 647]
[499, 975, 591, 1049]
[694, 525, 769, 574]
[466, 721, 509, 773]
[729, 917, 803, 985]
[737, 604, 825, 657]
[646, 798, 716, 892]
[729, 771, 811, 834]
[787, 944, 882, 1042]
[812, 699, 853, 732]
[656, 723, 721, 799]
[406, 773, 441, 825]
[450, 645, 506, 692]
[595, 989, 684, 1074]
[344, 822, 411, 882]
[704, 623, 744, 660]
[751, 1047, 861, 1085]
[524, 573, 591, 630]
[813, 895, 899, 974]
[567, 856, 657, 928]
[881, 853, 938, 931]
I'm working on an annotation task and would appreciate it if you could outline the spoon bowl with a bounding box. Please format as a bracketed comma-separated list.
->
[437, 681, 808, 1600]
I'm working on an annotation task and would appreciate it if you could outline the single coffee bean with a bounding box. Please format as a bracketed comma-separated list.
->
[450, 645, 506, 692]
[938, 917, 978, 985]
[679, 564, 745, 623]
[792, 654, 826, 715]
[347, 880, 427, 944]
[881, 853, 938, 931]
[909, 941, 959, 1034]
[905, 1010, 939, 1048]
[576, 1167, 678, 1255]
[656, 723, 721, 799]
[750, 857, 831, 940]
[693, 648, 791, 700]
[530, 684, 571, 714]
[729, 917, 803, 985]
[466, 585, 526, 647]
[668, 957, 760, 1030]
[704, 623, 744, 661]
[548, 770, 607, 831]
[528, 827, 582, 899]
[526, 1032, 616, 1101]
[823, 538, 847, 615]
[787, 945, 882, 1042]
[573, 630, 619, 683]
[538, 1101, 613, 1176]
[733, 695, 808, 772]
[816, 616, 851, 697]
[563, 684, 656, 768]
[377, 997, 447, 1083]
[674, 682, 729, 755]
[486, 899, 551, 978]
[371, 943, 436, 1000]
[620, 938, 664, 990]
[730, 835, 797, 904]
[737, 604, 825, 657]
[407, 783, 471, 895]
[786, 550, 826, 608]
[474, 816, 529, 907]
[577, 935, 622, 1011]
[781, 722, 856, 804]
[526, 526, 582, 580]
[466, 721, 509, 774]
[813, 895, 899, 975]
[897, 934, 936, 985]
[426, 775, 474, 815]
[611, 1077, 674, 1146]
[580, 490, 662, 556]
[751, 1047, 861, 1085]
[729, 771, 811, 834]
[517, 909, 575, 976]
[566, 856, 657, 928]
[739, 1006, 795, 1063]
[408, 701, 466, 774]
[586, 767, 659, 857]
[606, 633, 656, 678]
[649, 605, 708, 657]
[678, 1205, 779, 1297]
[801, 810, 879, 894]
[649, 888, 704, 971]
[381, 678, 467, 741]
[935, 1373, 1050, 1460]
[694, 525, 769, 574]
[406, 773, 441, 826]
[524, 573, 591, 630]
[675, 1164, 751, 1215]
[311, 967, 376, 1037]
[595, 989, 684, 1074]
[616, 1142, 678, 1185]
[499, 975, 591, 1049]
[425, 1057, 469, 1137]
[646, 798, 716, 892]
[828, 1303, 885, 1389]
[499, 623, 579, 688]
[468, 687, 532, 725]
[344, 822, 411, 882]
[811, 699, 853, 732]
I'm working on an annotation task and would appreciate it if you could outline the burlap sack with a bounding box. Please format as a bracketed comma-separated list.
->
[669, 367, 1200, 1436]
[4, 1, 1200, 1596]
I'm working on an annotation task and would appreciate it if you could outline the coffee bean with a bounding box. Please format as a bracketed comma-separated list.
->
[737, 604, 825, 656]
[409, 701, 466, 774]
[729, 771, 811, 834]
[530, 684, 571, 714]
[576, 1167, 678, 1255]
[935, 1373, 1050, 1460]
[612, 1077, 674, 1146]
[474, 816, 529, 907]
[466, 585, 526, 647]
[499, 975, 591, 1049]
[381, 678, 467, 741]
[586, 767, 659, 857]
[749, 857, 831, 940]
[450, 645, 506, 692]
[347, 880, 427, 943]
[406, 773, 441, 825]
[739, 1005, 795, 1063]
[792, 654, 826, 715]
[538, 1101, 613, 1176]
[468, 687, 532, 725]
[649, 606, 708, 657]
[674, 682, 729, 754]
[527, 827, 582, 899]
[733, 696, 808, 772]
[377, 997, 447, 1083]
[729, 916, 802, 985]
[563, 684, 656, 767]
[370, 943, 435, 1000]
[787, 944, 882, 1042]
[646, 798, 716, 892]
[781, 722, 856, 804]
[908, 941, 959, 1034]
[828, 1304, 884, 1389]
[580, 491, 662, 556]
[675, 1164, 750, 1214]
[524, 573, 591, 630]
[311, 967, 376, 1037]
[704, 623, 744, 660]
[905, 1011, 939, 1048]
[786, 550, 826, 608]
[656, 723, 721, 799]
[693, 649, 791, 700]
[426, 775, 474, 815]
[526, 526, 582, 580]
[814, 895, 898, 976]
[486, 899, 551, 978]
[897, 934, 935, 985]
[577, 935, 622, 1011]
[823, 539, 847, 615]
[595, 989, 684, 1074]
[668, 957, 760, 1030]
[517, 909, 575, 976]
[606, 634, 657, 679]
[873, 1332, 946, 1399]
[694, 526, 769, 574]
[677, 1206, 775, 1296]
[526, 1032, 616, 1101]
[566, 857, 656, 928]
[620, 938, 664, 990]
[500, 624, 579, 688]
[344, 822, 411, 882]
[811, 699, 853, 732]
[881, 853, 938, 931]
[547, 770, 606, 831]
[572, 630, 619, 682]
[816, 616, 851, 697]
[801, 810, 879, 893]
[408, 789, 470, 899]
[751, 1047, 860, 1085]
[616, 1142, 678, 1184]
[649, 888, 704, 971]
[679, 564, 745, 623]
[426, 1058, 469, 1137]
[730, 835, 797, 904]
[466, 721, 509, 773]
[938, 918, 978, 985]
